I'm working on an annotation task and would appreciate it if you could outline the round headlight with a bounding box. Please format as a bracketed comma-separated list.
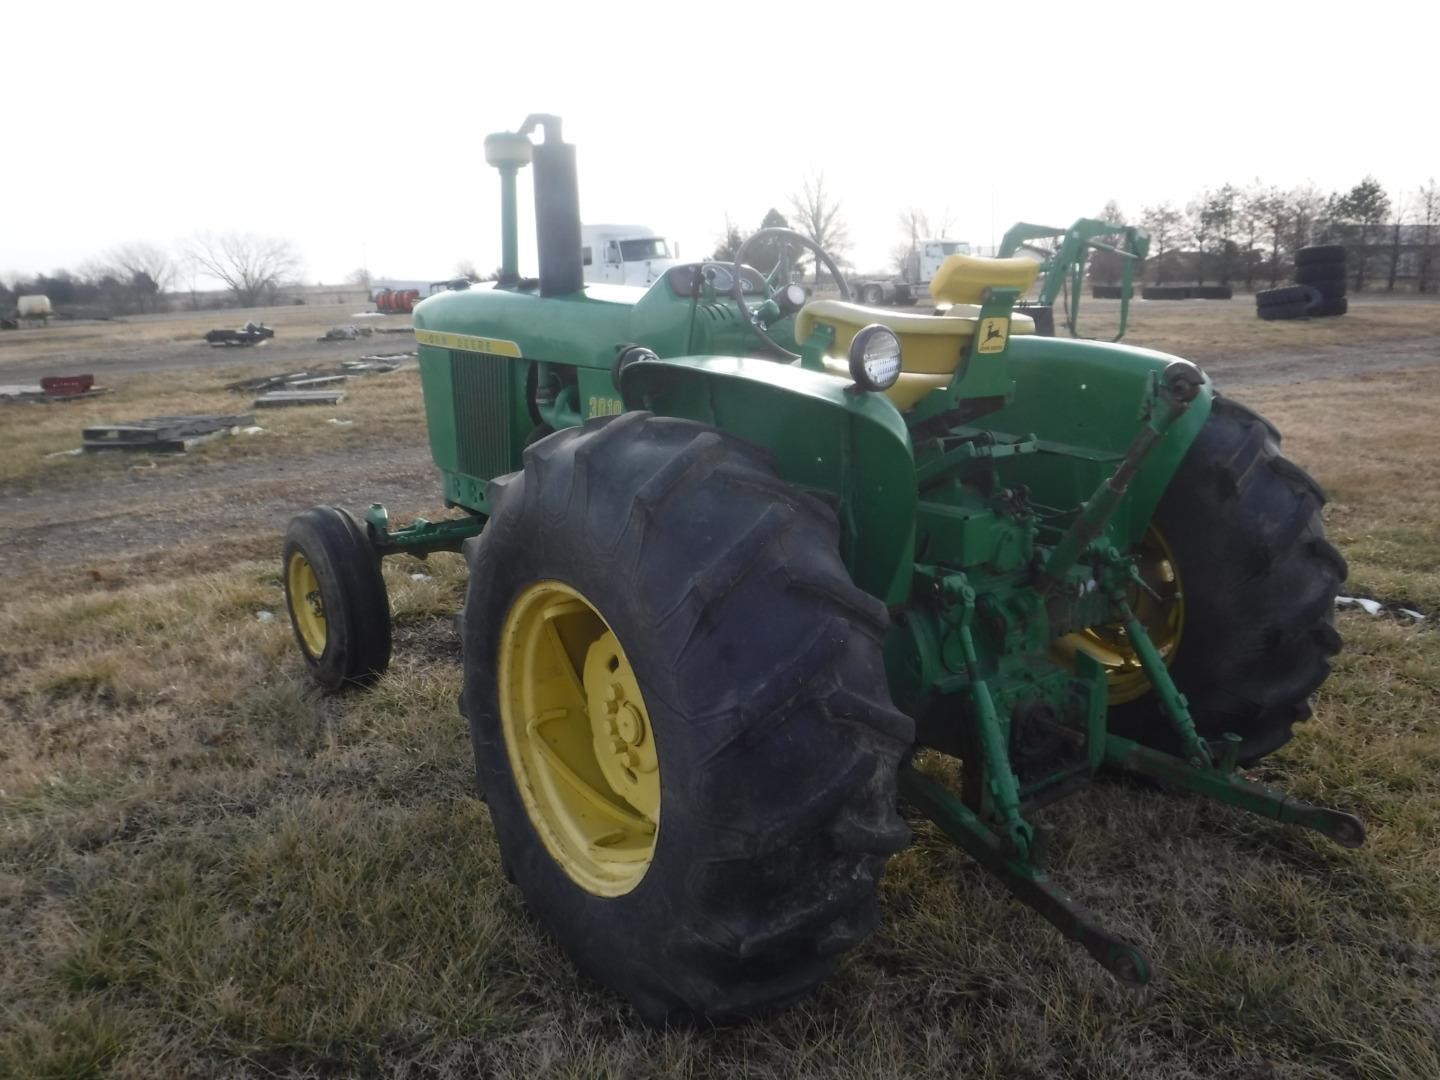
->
[848, 324, 902, 392]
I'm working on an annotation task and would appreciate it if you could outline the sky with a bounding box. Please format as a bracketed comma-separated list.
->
[4, 0, 1437, 287]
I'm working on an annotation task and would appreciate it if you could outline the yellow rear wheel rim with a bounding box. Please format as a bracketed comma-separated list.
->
[1059, 528, 1185, 705]
[287, 551, 328, 658]
[498, 580, 659, 897]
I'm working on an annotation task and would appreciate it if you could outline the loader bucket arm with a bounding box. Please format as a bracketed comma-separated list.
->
[999, 219, 1150, 341]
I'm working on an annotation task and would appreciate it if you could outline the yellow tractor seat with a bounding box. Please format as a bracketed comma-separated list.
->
[794, 299, 1035, 410]
[928, 254, 1041, 305]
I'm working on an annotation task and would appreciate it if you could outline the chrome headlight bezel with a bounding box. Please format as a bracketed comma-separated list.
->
[847, 323, 902, 392]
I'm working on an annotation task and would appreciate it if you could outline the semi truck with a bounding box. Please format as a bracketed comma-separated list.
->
[852, 238, 972, 305]
[580, 224, 680, 286]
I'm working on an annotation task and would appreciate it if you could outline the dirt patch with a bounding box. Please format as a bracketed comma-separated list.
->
[3, 296, 1438, 580]
[0, 444, 445, 580]
[0, 303, 411, 383]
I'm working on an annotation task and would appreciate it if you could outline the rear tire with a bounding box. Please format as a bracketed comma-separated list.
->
[1256, 284, 1321, 309]
[860, 282, 885, 305]
[1258, 300, 1311, 320]
[461, 412, 913, 1023]
[283, 506, 392, 690]
[1108, 396, 1345, 763]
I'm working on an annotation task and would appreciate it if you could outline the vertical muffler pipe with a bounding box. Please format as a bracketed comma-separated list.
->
[519, 114, 583, 297]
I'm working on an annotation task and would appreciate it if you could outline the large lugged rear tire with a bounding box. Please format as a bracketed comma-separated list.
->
[461, 412, 913, 1023]
[1108, 396, 1346, 762]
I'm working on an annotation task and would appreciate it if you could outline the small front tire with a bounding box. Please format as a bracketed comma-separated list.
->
[283, 505, 392, 690]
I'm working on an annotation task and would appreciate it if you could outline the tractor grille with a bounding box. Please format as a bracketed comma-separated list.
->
[451, 350, 511, 480]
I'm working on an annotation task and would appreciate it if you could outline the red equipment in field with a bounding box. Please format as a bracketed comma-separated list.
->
[374, 288, 420, 314]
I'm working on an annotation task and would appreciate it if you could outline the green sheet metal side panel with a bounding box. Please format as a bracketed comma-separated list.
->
[414, 284, 639, 371]
[977, 335, 1213, 546]
[622, 356, 915, 604]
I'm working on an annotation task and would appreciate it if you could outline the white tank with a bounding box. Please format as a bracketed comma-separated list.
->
[17, 295, 52, 317]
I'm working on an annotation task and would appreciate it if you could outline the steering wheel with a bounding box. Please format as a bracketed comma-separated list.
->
[732, 227, 851, 359]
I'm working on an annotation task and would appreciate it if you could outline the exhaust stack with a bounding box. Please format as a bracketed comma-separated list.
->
[519, 114, 583, 297]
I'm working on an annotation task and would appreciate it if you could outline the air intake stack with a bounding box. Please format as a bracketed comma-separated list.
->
[484, 114, 584, 294]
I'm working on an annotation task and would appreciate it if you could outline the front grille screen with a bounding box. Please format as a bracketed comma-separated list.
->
[451, 350, 511, 480]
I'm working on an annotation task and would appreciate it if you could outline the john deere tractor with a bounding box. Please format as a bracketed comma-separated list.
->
[282, 114, 1357, 1023]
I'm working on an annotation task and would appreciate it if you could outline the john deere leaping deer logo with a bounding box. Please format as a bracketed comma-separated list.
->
[977, 317, 1009, 355]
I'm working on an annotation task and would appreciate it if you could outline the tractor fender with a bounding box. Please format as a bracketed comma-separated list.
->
[984, 335, 1215, 546]
[620, 355, 916, 605]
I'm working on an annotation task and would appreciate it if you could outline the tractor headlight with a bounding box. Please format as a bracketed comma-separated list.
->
[848, 324, 902, 392]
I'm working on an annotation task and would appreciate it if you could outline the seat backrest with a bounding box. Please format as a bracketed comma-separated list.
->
[794, 299, 1035, 376]
[928, 254, 1040, 305]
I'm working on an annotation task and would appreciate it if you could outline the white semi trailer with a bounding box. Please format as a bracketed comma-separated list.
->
[851, 239, 973, 305]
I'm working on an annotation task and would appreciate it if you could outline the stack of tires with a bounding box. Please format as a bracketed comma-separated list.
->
[1255, 246, 1347, 321]
[1294, 245, 1348, 317]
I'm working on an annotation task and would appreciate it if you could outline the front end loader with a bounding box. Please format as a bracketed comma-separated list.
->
[282, 114, 1357, 1023]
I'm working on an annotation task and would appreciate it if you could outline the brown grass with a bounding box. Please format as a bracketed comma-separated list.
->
[2, 317, 1439, 1077]
[0, 365, 429, 495]
[1040, 293, 1440, 365]
[0, 304, 394, 369]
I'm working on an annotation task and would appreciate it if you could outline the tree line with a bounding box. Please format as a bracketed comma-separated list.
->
[1120, 177, 1440, 292]
[1, 233, 303, 317]
[709, 174, 1440, 297]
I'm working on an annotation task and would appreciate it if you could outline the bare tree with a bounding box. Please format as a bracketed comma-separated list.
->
[1333, 177, 1391, 292]
[1140, 203, 1187, 284]
[104, 242, 175, 312]
[1088, 202, 1128, 285]
[346, 267, 374, 290]
[1287, 184, 1326, 253]
[1237, 183, 1271, 291]
[788, 174, 850, 284]
[1385, 195, 1409, 293]
[712, 216, 744, 262]
[1418, 179, 1439, 294]
[454, 260, 480, 282]
[185, 232, 301, 308]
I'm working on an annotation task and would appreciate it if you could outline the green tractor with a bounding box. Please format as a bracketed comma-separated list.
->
[282, 114, 1357, 1023]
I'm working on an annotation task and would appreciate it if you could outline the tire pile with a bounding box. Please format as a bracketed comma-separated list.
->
[1139, 285, 1234, 300]
[1256, 245, 1347, 321]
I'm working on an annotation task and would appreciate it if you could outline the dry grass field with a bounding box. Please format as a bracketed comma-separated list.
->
[2, 296, 1438, 1078]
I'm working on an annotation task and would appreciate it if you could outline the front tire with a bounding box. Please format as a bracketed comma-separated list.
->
[282, 506, 392, 690]
[461, 413, 913, 1023]
[1108, 396, 1346, 761]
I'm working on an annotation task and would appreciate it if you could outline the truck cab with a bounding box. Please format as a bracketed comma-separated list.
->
[906, 239, 973, 285]
[581, 224, 679, 286]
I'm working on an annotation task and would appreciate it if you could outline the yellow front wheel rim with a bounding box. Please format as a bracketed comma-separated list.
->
[1058, 528, 1185, 705]
[287, 551, 328, 658]
[498, 580, 660, 897]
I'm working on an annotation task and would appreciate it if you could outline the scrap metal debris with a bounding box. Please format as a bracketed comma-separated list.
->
[254, 390, 346, 408]
[2, 374, 111, 404]
[317, 325, 374, 342]
[1336, 596, 1428, 622]
[224, 360, 407, 396]
[83, 414, 255, 453]
[205, 322, 274, 347]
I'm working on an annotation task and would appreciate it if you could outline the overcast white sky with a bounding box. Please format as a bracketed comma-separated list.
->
[4, 1, 1437, 286]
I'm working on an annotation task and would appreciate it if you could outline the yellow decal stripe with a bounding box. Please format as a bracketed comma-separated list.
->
[415, 329, 522, 357]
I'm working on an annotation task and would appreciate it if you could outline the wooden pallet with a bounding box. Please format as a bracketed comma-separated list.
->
[253, 390, 346, 408]
[83, 414, 255, 453]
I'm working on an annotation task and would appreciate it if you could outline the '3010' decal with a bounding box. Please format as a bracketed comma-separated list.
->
[587, 396, 624, 417]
